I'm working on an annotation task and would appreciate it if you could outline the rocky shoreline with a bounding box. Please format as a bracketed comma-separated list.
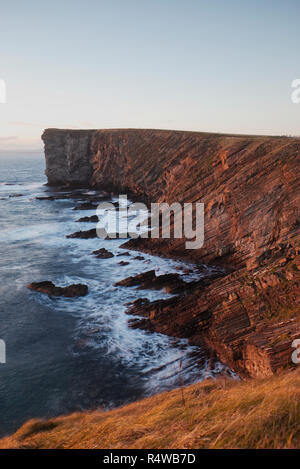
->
[41, 128, 300, 377]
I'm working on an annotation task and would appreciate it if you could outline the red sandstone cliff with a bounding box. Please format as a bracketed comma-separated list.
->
[42, 129, 300, 376]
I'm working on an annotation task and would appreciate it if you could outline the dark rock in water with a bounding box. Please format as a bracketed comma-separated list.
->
[117, 252, 130, 257]
[27, 281, 88, 297]
[118, 261, 129, 266]
[66, 228, 97, 239]
[36, 193, 81, 201]
[37, 192, 108, 205]
[9, 194, 23, 198]
[115, 270, 156, 287]
[36, 195, 56, 200]
[133, 255, 145, 261]
[76, 215, 99, 222]
[73, 202, 98, 210]
[37, 191, 92, 201]
[92, 248, 114, 259]
[114, 270, 188, 293]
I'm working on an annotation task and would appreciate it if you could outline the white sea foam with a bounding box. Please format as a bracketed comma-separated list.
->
[3, 178, 234, 400]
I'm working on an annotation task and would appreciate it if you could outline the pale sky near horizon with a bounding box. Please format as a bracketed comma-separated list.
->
[0, 0, 300, 152]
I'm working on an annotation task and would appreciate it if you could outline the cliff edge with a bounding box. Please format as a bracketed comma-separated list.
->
[2, 369, 299, 449]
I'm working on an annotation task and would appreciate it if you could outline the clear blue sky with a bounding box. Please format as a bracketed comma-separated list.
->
[0, 0, 299, 151]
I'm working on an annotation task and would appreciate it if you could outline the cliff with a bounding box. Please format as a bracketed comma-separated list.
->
[43, 129, 94, 186]
[42, 128, 300, 376]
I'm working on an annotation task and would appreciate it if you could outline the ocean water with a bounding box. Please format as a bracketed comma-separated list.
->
[0, 154, 231, 437]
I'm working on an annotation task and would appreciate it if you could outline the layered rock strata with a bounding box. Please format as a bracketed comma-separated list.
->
[42, 128, 300, 376]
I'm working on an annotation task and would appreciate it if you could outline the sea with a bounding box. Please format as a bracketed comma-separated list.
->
[0, 153, 231, 437]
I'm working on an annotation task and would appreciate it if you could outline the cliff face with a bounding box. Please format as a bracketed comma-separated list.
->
[43, 128, 300, 268]
[42, 128, 300, 376]
[43, 129, 94, 186]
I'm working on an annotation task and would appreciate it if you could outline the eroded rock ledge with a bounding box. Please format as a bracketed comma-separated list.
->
[27, 281, 88, 298]
[42, 128, 300, 376]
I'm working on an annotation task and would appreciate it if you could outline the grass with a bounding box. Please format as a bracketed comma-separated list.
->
[1, 369, 299, 449]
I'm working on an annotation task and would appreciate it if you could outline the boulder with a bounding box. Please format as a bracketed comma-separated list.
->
[76, 215, 99, 222]
[92, 248, 114, 259]
[66, 228, 97, 239]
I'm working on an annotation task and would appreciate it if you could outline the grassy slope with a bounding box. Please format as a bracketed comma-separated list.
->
[1, 369, 299, 449]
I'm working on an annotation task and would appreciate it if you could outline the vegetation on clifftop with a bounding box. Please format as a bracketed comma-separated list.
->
[1, 369, 299, 449]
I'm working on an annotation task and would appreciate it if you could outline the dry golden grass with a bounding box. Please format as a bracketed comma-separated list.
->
[1, 369, 299, 449]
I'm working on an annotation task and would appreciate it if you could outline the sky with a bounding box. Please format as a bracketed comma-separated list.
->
[0, 0, 299, 152]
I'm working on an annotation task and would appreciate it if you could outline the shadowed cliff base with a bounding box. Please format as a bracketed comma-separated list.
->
[1, 369, 299, 449]
[42, 129, 300, 376]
